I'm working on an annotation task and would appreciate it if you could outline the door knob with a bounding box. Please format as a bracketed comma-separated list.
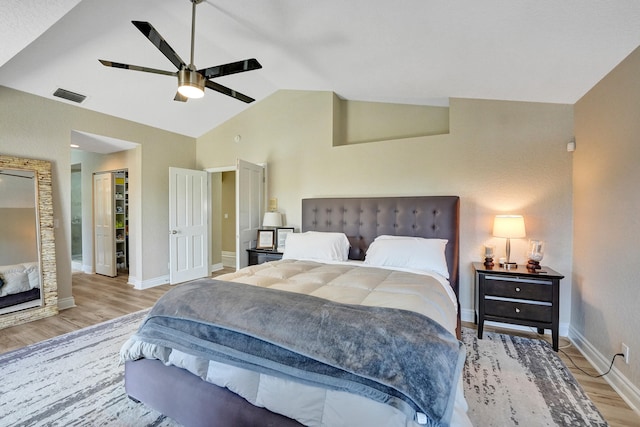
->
[171, 230, 178, 234]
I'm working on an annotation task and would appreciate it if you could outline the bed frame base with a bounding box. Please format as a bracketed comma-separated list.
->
[125, 359, 303, 427]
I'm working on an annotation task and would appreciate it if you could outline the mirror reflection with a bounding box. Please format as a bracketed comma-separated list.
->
[0, 168, 42, 314]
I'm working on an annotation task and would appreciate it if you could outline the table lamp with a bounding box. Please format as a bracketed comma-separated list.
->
[493, 215, 526, 268]
[262, 212, 282, 228]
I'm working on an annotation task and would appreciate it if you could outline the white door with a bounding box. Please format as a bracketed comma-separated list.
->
[169, 167, 209, 284]
[94, 172, 116, 276]
[236, 159, 265, 269]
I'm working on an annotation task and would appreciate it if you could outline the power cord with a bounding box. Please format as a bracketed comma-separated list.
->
[530, 327, 573, 349]
[511, 327, 620, 377]
[560, 350, 624, 378]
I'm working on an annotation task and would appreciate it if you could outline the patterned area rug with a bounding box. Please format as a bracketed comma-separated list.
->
[0, 311, 607, 426]
[0, 309, 177, 427]
[462, 327, 608, 426]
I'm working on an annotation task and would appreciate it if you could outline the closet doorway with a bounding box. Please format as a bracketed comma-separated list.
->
[94, 169, 128, 277]
[70, 130, 138, 281]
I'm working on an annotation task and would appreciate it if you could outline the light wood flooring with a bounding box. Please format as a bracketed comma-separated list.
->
[0, 272, 637, 426]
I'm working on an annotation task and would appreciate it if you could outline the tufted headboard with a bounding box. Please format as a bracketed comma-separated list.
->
[301, 196, 460, 299]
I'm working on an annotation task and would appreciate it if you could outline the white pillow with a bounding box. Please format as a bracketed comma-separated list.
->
[0, 271, 30, 297]
[282, 232, 350, 262]
[364, 236, 449, 278]
[24, 262, 41, 289]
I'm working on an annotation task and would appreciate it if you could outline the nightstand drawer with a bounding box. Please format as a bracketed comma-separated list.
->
[484, 276, 552, 302]
[485, 298, 552, 323]
[247, 249, 283, 266]
[259, 252, 283, 262]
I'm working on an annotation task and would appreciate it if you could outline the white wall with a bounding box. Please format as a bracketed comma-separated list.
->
[196, 90, 575, 328]
[574, 45, 640, 408]
[0, 85, 196, 306]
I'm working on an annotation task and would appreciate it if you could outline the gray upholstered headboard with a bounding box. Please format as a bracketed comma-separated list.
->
[301, 196, 460, 299]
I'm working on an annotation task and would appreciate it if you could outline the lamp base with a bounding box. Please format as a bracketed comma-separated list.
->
[500, 261, 518, 269]
[483, 257, 494, 268]
[527, 260, 541, 270]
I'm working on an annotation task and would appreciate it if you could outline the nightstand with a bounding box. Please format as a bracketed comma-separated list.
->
[247, 248, 283, 266]
[473, 262, 564, 351]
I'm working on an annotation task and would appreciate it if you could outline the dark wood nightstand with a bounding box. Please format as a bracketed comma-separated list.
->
[247, 248, 283, 266]
[473, 262, 564, 351]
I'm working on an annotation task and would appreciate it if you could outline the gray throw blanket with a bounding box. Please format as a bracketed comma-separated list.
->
[133, 279, 465, 427]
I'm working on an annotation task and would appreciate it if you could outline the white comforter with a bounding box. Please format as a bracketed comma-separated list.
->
[122, 260, 471, 427]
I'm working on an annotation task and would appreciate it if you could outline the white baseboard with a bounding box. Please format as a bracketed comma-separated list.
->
[221, 251, 236, 268]
[460, 308, 475, 323]
[569, 326, 640, 415]
[483, 321, 569, 337]
[210, 263, 224, 273]
[461, 308, 569, 337]
[128, 274, 170, 290]
[71, 261, 93, 274]
[57, 296, 76, 310]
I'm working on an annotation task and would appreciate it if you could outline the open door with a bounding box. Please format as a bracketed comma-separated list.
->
[93, 172, 116, 276]
[169, 167, 209, 284]
[236, 159, 265, 270]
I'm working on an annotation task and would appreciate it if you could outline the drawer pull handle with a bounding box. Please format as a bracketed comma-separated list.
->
[515, 308, 521, 313]
[515, 287, 521, 292]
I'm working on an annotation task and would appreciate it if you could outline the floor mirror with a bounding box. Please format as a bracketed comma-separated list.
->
[0, 155, 58, 329]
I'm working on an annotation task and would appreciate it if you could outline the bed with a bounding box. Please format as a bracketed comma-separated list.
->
[122, 196, 470, 427]
[0, 261, 41, 310]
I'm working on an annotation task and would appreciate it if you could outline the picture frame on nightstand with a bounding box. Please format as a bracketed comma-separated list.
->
[256, 229, 276, 250]
[276, 227, 295, 252]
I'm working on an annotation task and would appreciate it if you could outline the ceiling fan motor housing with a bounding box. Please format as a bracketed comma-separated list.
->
[178, 69, 205, 98]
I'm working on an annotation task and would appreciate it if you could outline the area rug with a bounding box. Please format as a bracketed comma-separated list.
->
[0, 309, 177, 427]
[462, 327, 608, 426]
[0, 311, 607, 426]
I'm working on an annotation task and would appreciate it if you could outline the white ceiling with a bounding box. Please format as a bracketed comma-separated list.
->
[2, 0, 640, 138]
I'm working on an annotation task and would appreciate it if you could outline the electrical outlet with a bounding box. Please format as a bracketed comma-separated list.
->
[621, 343, 630, 364]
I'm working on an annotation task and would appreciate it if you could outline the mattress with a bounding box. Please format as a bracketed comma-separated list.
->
[122, 260, 471, 427]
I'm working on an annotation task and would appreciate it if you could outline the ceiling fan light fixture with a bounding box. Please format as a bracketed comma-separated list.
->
[178, 69, 205, 98]
[100, 0, 260, 103]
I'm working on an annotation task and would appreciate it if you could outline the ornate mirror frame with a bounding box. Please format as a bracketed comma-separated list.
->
[0, 155, 58, 329]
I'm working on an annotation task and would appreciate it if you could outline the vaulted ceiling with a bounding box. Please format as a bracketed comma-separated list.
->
[2, 0, 640, 138]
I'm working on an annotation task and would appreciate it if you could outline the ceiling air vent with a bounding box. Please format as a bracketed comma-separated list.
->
[53, 88, 87, 104]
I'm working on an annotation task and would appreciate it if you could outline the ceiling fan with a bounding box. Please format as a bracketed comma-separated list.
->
[99, 0, 261, 103]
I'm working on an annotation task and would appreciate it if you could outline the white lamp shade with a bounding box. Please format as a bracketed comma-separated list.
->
[263, 212, 282, 227]
[178, 84, 204, 98]
[493, 215, 526, 238]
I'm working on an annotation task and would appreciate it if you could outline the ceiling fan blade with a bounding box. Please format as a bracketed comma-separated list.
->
[99, 60, 176, 77]
[174, 92, 188, 102]
[198, 58, 262, 80]
[205, 80, 255, 103]
[132, 21, 187, 70]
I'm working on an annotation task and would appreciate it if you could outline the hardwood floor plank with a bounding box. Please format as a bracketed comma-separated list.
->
[0, 272, 173, 353]
[0, 273, 637, 426]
